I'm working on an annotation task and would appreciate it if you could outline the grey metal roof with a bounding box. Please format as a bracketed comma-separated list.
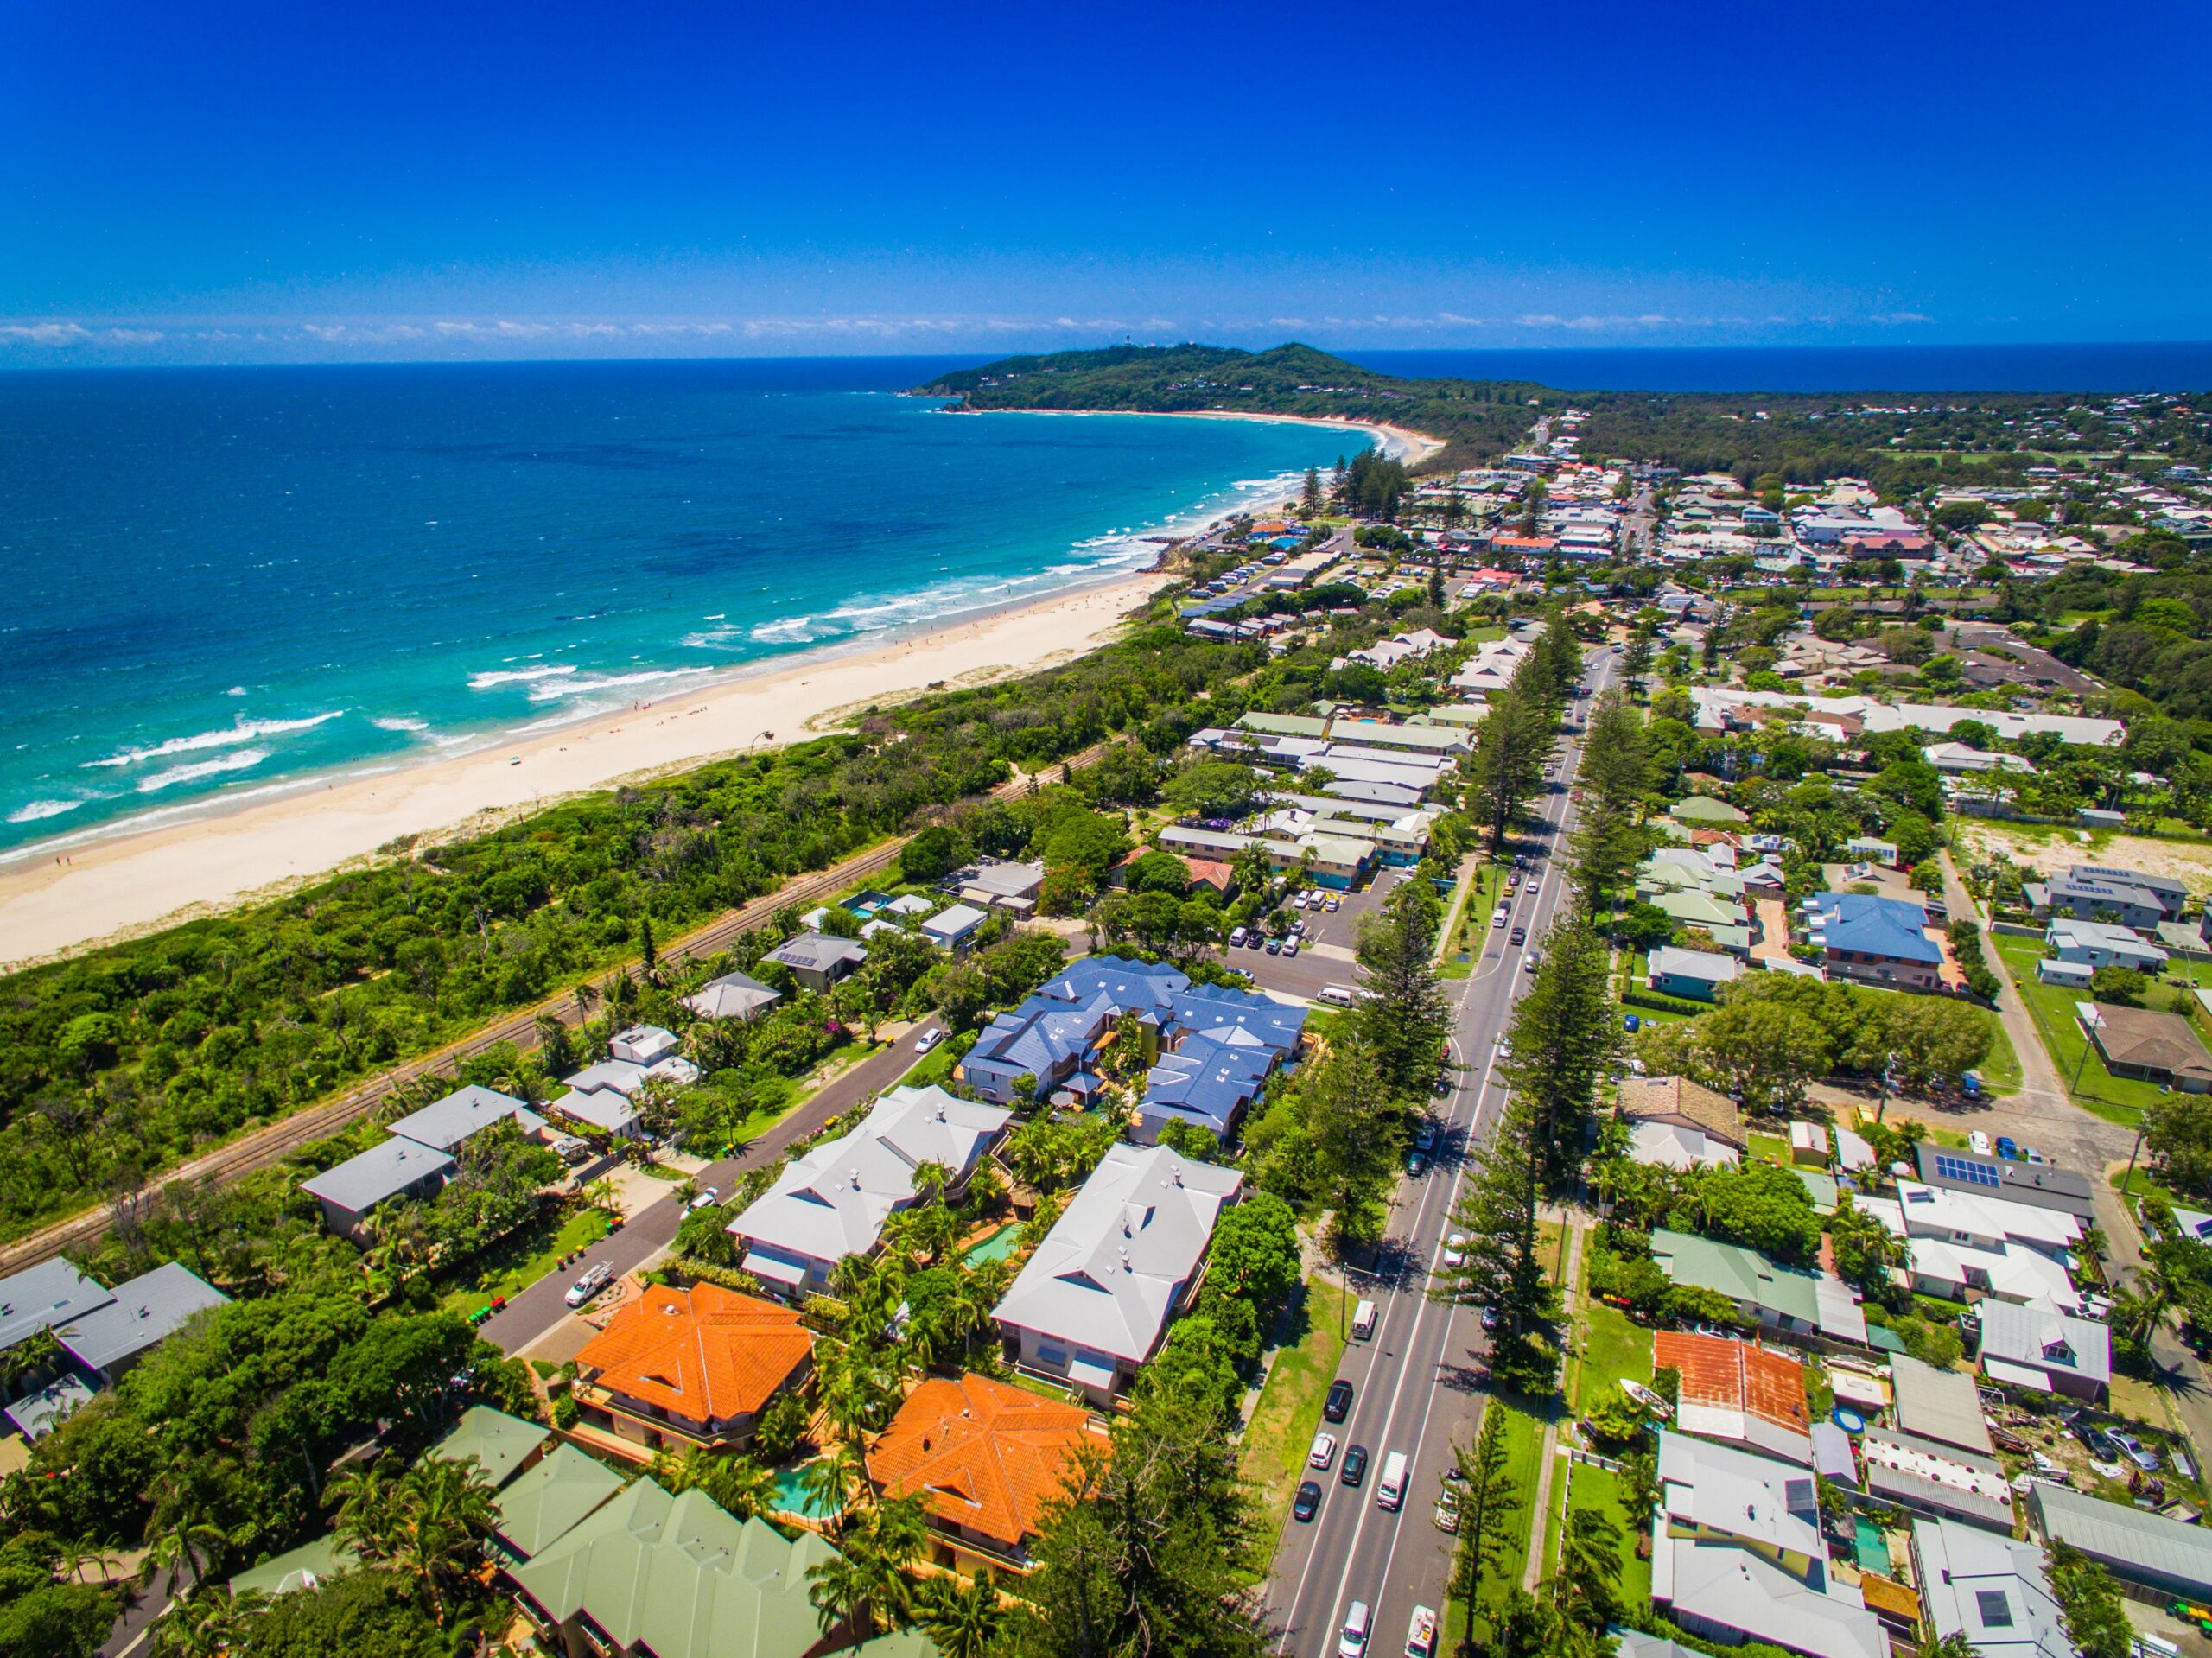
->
[1912, 1143, 2095, 1218]
[386, 1084, 546, 1153]
[0, 1256, 114, 1351]
[1890, 1353, 1993, 1456]
[2032, 1483, 2212, 1597]
[3, 1373, 93, 1439]
[302, 1137, 455, 1216]
[766, 932, 868, 972]
[1976, 1300, 2111, 1387]
[54, 1261, 228, 1373]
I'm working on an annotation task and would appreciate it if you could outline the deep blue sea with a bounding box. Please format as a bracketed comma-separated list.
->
[0, 358, 1351, 856]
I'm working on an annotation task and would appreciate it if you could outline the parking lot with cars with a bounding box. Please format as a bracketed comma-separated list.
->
[1218, 868, 1414, 1002]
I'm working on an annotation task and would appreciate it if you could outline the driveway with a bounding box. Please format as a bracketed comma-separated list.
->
[480, 1017, 944, 1357]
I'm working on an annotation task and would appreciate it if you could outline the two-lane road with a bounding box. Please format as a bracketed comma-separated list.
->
[1265, 647, 1615, 1656]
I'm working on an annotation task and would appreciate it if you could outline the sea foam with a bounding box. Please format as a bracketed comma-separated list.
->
[137, 749, 270, 792]
[86, 711, 343, 770]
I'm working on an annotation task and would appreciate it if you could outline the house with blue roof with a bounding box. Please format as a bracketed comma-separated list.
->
[958, 956, 1305, 1140]
[1800, 893, 1944, 991]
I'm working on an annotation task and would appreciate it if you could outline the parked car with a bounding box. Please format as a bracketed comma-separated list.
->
[1443, 1233, 1468, 1268]
[1969, 1130, 1993, 1155]
[1339, 1601, 1372, 1658]
[1294, 1481, 1323, 1523]
[1266, 937, 1282, 955]
[915, 1026, 946, 1053]
[2067, 1411, 2120, 1461]
[1325, 897, 1341, 912]
[1491, 910, 1506, 929]
[1996, 1135, 2019, 1160]
[1414, 1122, 1437, 1152]
[1340, 1444, 1370, 1487]
[2109, 1430, 2161, 1471]
[1434, 1485, 1461, 1534]
[1525, 950, 1541, 974]
[1479, 1305, 1500, 1331]
[1230, 926, 1249, 948]
[1283, 939, 1300, 958]
[687, 1186, 721, 1212]
[1308, 1432, 1338, 1470]
[1325, 1379, 1354, 1423]
[564, 1261, 613, 1308]
[1406, 1153, 1427, 1178]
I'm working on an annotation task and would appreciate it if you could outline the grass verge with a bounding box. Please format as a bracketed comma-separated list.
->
[1990, 933, 2160, 1125]
[438, 1201, 611, 1314]
[1238, 1274, 1352, 1582]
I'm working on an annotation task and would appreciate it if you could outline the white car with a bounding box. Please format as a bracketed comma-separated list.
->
[1325, 897, 1341, 912]
[1968, 1130, 1993, 1156]
[1283, 938, 1300, 958]
[1491, 910, 1506, 929]
[1443, 1234, 1468, 1268]
[1496, 1038, 1513, 1062]
[1308, 1431, 1339, 1470]
[687, 1186, 721, 1212]
[564, 1262, 613, 1307]
[915, 1026, 946, 1053]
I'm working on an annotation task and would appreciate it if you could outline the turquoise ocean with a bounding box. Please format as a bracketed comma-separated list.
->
[0, 359, 1353, 858]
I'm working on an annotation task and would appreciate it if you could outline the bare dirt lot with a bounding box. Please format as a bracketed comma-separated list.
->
[1954, 819, 2212, 896]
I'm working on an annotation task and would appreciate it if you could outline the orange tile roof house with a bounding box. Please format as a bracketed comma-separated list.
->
[868, 1373, 1105, 1572]
[1654, 1331, 1814, 1465]
[574, 1283, 814, 1460]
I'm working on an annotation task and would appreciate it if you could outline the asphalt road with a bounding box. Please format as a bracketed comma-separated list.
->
[1263, 647, 1616, 1656]
[479, 1017, 945, 1356]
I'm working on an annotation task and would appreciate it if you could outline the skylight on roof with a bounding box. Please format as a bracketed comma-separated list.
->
[1975, 1591, 2013, 1629]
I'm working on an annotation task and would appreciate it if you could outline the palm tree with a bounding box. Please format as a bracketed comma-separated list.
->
[923, 1572, 1004, 1658]
[798, 1445, 863, 1527]
[391, 1457, 499, 1624]
[806, 1551, 874, 1643]
[153, 1588, 267, 1658]
[328, 1459, 406, 1564]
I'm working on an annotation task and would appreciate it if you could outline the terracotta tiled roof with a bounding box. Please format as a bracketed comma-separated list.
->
[1654, 1330, 1808, 1434]
[868, 1374, 1103, 1552]
[575, 1283, 812, 1426]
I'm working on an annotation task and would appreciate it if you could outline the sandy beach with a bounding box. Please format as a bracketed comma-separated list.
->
[0, 404, 1444, 968]
[0, 569, 1176, 967]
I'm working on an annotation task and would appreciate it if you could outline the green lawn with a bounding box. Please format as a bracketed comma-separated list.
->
[1976, 1015, 2024, 1096]
[1442, 865, 1506, 981]
[1238, 1275, 1351, 1581]
[900, 1038, 961, 1089]
[1570, 1299, 1654, 1416]
[1465, 1403, 1546, 1642]
[1564, 1462, 1654, 1618]
[1745, 1132, 1791, 1167]
[438, 1201, 611, 1314]
[1990, 933, 2164, 1124]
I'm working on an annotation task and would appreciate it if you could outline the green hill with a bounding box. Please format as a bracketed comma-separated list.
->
[913, 343, 1555, 471]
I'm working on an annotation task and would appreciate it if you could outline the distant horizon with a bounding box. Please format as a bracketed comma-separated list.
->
[4, 339, 2209, 396]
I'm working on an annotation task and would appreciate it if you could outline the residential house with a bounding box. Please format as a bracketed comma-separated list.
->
[385, 1084, 550, 1156]
[1652, 1331, 1813, 1464]
[682, 970, 783, 1022]
[430, 1404, 552, 1490]
[2069, 864, 2188, 918]
[2028, 1483, 2212, 1606]
[1889, 1180, 2082, 1312]
[571, 1283, 815, 1456]
[955, 859, 1046, 914]
[1975, 1300, 2109, 1402]
[1649, 1431, 1885, 1658]
[302, 1136, 456, 1241]
[1619, 1077, 1745, 1172]
[1889, 1352, 1994, 1457]
[2026, 873, 2171, 931]
[2042, 918, 2167, 976]
[763, 932, 868, 994]
[1649, 1229, 1868, 1345]
[1859, 1427, 2014, 1533]
[919, 903, 988, 950]
[227, 1536, 358, 1599]
[1844, 836, 1898, 867]
[2082, 1001, 2212, 1091]
[728, 1085, 1011, 1298]
[52, 1261, 228, 1390]
[993, 1142, 1243, 1402]
[1669, 796, 1751, 828]
[1649, 889, 1752, 954]
[1910, 1143, 2097, 1222]
[1912, 1518, 2074, 1658]
[867, 1373, 1107, 1573]
[1800, 892, 1944, 991]
[511, 1481, 859, 1658]
[1923, 743, 2036, 778]
[1649, 945, 1741, 1002]
[488, 1442, 626, 1566]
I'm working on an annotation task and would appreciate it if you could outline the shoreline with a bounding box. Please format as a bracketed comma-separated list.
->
[950, 403, 1447, 467]
[0, 566, 1181, 969]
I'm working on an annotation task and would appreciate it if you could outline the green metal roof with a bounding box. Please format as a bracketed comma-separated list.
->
[1650, 1228, 1819, 1324]
[1669, 796, 1750, 824]
[1235, 711, 1329, 739]
[431, 1405, 550, 1490]
[512, 1480, 842, 1658]
[493, 1441, 627, 1561]
[227, 1534, 356, 1598]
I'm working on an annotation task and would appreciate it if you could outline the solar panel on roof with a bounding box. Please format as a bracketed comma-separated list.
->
[1935, 1153, 2002, 1188]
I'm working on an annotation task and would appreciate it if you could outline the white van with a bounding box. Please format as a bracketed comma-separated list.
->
[1405, 1606, 1437, 1658]
[1351, 1299, 1378, 1341]
[1377, 1450, 1409, 1510]
[1318, 984, 1358, 1008]
[1338, 1600, 1372, 1658]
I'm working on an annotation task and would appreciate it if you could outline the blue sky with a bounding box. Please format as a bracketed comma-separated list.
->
[3, 0, 2208, 364]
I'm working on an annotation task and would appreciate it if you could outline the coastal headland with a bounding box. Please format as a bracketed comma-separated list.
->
[0, 410, 1432, 966]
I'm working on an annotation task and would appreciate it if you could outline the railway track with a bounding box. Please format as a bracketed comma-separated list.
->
[0, 740, 1114, 1275]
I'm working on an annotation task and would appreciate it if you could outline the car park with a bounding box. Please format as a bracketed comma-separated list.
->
[1308, 1432, 1338, 1470]
[1325, 1378, 1354, 1422]
[564, 1261, 613, 1307]
[1340, 1444, 1370, 1487]
[1294, 1481, 1323, 1522]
